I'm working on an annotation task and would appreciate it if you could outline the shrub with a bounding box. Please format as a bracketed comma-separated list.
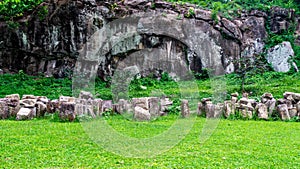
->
[0, 0, 44, 21]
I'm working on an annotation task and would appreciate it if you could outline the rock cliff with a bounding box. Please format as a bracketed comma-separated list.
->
[0, 0, 298, 78]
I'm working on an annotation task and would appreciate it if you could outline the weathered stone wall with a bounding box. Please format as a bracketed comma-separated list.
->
[0, 0, 299, 78]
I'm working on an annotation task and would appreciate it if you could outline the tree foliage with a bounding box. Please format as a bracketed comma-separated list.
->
[0, 0, 44, 21]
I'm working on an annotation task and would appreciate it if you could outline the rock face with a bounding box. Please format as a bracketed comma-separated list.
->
[266, 41, 297, 72]
[0, 0, 296, 79]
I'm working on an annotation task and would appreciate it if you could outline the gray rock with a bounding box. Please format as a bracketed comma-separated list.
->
[47, 99, 59, 113]
[132, 98, 149, 110]
[266, 41, 296, 72]
[256, 103, 268, 120]
[16, 107, 36, 120]
[79, 91, 94, 100]
[205, 102, 215, 118]
[214, 103, 224, 118]
[277, 104, 290, 120]
[22, 95, 37, 100]
[59, 96, 75, 103]
[5, 94, 20, 101]
[116, 99, 129, 114]
[59, 102, 76, 122]
[224, 101, 234, 118]
[201, 98, 212, 103]
[134, 106, 151, 121]
[181, 99, 190, 118]
[148, 97, 160, 118]
[231, 96, 238, 104]
[93, 99, 102, 116]
[36, 102, 47, 117]
[20, 99, 37, 108]
[75, 102, 85, 116]
[101, 100, 113, 113]
[197, 102, 203, 116]
[241, 109, 253, 119]
[124, 0, 148, 7]
[265, 98, 276, 116]
[296, 101, 300, 115]
[289, 107, 298, 118]
[262, 93, 273, 100]
[160, 98, 173, 112]
[195, 9, 212, 21]
[0, 101, 9, 119]
[37, 96, 49, 104]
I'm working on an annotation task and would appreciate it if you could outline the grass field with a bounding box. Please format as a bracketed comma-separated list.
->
[0, 71, 300, 100]
[1, 115, 300, 168]
[0, 72, 300, 167]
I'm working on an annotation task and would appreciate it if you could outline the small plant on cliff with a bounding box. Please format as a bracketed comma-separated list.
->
[0, 0, 44, 21]
[37, 5, 48, 21]
[235, 55, 270, 92]
[184, 7, 195, 18]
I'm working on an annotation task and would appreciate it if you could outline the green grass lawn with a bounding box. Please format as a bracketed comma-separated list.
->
[0, 72, 300, 167]
[1, 115, 300, 168]
[1, 71, 299, 101]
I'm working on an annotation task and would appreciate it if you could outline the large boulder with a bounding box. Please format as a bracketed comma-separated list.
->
[266, 41, 297, 72]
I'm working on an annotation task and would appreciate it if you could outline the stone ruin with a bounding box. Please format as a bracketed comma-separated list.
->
[0, 91, 300, 121]
[0, 91, 175, 121]
[197, 92, 300, 120]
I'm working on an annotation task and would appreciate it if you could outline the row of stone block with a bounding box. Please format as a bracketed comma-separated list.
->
[0, 94, 50, 120]
[58, 95, 173, 121]
[1, 91, 300, 121]
[0, 91, 174, 121]
[193, 92, 300, 120]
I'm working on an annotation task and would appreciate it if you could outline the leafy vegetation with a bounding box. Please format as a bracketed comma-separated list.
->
[0, 115, 300, 168]
[0, 0, 44, 21]
[166, 0, 299, 14]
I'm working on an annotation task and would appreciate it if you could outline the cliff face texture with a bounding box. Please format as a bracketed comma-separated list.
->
[0, 0, 298, 79]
